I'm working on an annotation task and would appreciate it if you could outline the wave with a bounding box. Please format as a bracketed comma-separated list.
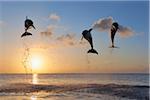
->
[0, 83, 149, 100]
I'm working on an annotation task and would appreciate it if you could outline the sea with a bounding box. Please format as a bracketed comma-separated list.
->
[0, 73, 149, 100]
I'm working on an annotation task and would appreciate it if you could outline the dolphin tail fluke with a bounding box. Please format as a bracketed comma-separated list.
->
[87, 48, 98, 55]
[21, 32, 32, 38]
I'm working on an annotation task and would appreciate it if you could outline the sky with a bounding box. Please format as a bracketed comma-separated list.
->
[0, 1, 149, 73]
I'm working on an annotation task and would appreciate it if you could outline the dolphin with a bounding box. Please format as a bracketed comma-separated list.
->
[81, 28, 98, 55]
[25, 16, 35, 31]
[21, 32, 32, 38]
[110, 22, 119, 48]
[21, 16, 35, 38]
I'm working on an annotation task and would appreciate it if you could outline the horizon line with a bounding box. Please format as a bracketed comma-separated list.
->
[0, 72, 149, 74]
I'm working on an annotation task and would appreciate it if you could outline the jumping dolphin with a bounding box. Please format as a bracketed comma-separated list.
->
[21, 16, 35, 38]
[110, 22, 119, 48]
[81, 28, 98, 55]
[25, 16, 35, 31]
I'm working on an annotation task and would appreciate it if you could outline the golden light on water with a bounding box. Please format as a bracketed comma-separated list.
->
[32, 74, 38, 84]
[30, 96, 37, 100]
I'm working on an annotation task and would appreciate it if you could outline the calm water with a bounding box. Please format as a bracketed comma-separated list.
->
[0, 73, 149, 86]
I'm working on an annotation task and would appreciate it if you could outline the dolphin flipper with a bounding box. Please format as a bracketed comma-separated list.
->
[21, 32, 32, 38]
[87, 49, 98, 55]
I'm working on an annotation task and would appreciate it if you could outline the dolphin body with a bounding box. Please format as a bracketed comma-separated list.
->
[21, 17, 35, 38]
[81, 28, 98, 55]
[25, 18, 35, 31]
[110, 22, 119, 48]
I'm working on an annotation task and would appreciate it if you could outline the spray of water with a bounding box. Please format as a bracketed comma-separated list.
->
[109, 48, 114, 55]
[86, 54, 90, 66]
[21, 38, 32, 81]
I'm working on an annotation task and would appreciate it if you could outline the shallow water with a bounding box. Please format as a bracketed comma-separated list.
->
[0, 73, 149, 100]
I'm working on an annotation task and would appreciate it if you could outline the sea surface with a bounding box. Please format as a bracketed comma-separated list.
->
[0, 73, 149, 100]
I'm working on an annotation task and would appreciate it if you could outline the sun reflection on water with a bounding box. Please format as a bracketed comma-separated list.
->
[30, 96, 37, 100]
[32, 74, 38, 84]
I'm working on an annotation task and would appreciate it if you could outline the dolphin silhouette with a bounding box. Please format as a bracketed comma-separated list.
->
[81, 28, 98, 55]
[110, 22, 119, 48]
[25, 16, 35, 31]
[21, 16, 35, 38]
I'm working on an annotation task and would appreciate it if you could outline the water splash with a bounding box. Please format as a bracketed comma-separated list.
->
[85, 54, 91, 70]
[21, 37, 32, 81]
[32, 74, 38, 84]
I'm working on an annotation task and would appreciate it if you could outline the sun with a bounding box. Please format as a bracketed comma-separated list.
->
[31, 55, 43, 70]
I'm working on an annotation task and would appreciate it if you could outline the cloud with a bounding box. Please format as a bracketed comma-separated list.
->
[37, 31, 88, 50]
[40, 29, 53, 37]
[56, 33, 89, 48]
[38, 22, 88, 49]
[56, 33, 76, 46]
[118, 25, 134, 37]
[40, 25, 55, 37]
[49, 13, 60, 21]
[92, 17, 134, 37]
[92, 17, 113, 32]
[79, 39, 88, 45]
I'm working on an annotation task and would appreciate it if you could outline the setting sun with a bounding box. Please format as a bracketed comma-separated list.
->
[31, 55, 43, 70]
